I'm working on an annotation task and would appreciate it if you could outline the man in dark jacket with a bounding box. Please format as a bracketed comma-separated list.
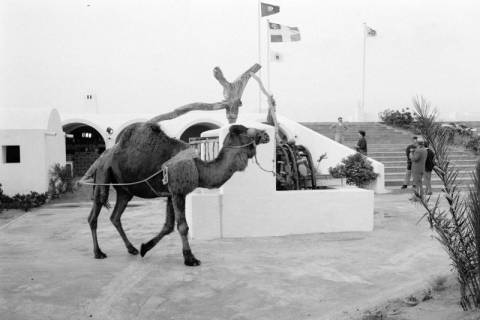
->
[424, 141, 436, 195]
[411, 139, 428, 200]
[356, 130, 367, 155]
[401, 136, 418, 189]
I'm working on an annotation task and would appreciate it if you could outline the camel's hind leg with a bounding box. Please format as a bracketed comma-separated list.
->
[110, 189, 136, 255]
[172, 194, 200, 266]
[88, 197, 107, 259]
[140, 197, 175, 257]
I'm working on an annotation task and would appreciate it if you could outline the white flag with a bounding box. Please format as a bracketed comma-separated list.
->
[269, 22, 301, 42]
[365, 24, 377, 37]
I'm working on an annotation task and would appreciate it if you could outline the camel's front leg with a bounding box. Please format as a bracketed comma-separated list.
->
[172, 194, 201, 266]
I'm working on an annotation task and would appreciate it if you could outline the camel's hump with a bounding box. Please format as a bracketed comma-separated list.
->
[118, 121, 188, 152]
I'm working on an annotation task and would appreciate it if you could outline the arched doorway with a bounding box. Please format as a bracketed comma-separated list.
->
[63, 123, 106, 177]
[179, 122, 220, 143]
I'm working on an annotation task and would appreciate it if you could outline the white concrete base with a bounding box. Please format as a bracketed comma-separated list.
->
[185, 121, 376, 240]
[186, 188, 374, 240]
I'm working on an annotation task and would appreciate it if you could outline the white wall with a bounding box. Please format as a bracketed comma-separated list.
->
[0, 109, 66, 195]
[0, 130, 48, 195]
[45, 110, 67, 183]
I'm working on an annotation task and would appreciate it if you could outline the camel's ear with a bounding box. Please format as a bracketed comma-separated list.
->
[229, 124, 247, 135]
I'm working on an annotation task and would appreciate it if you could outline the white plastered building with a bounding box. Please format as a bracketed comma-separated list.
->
[0, 108, 66, 195]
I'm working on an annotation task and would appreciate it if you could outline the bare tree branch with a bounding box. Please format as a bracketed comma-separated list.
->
[148, 63, 261, 124]
[249, 72, 281, 142]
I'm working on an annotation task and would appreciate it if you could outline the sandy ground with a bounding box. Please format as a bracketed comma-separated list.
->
[358, 276, 480, 320]
[0, 191, 460, 320]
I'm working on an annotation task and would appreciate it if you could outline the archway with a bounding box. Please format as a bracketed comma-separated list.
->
[179, 122, 220, 143]
[63, 123, 106, 177]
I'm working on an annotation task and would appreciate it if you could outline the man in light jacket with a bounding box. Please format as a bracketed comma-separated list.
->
[410, 139, 428, 200]
[330, 117, 348, 144]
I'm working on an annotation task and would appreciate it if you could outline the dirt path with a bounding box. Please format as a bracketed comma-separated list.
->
[0, 193, 452, 320]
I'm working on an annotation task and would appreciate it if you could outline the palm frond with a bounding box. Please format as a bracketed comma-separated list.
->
[412, 96, 480, 309]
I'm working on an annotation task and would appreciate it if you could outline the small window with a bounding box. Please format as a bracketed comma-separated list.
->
[2, 145, 21, 163]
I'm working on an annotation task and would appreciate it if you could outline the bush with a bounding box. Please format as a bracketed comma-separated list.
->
[329, 153, 378, 188]
[0, 183, 48, 212]
[378, 108, 415, 129]
[466, 135, 480, 154]
[49, 163, 74, 198]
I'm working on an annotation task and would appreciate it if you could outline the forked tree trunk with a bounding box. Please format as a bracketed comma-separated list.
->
[148, 63, 261, 124]
[249, 72, 281, 142]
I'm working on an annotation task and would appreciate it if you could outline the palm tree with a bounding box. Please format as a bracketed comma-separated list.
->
[413, 96, 480, 310]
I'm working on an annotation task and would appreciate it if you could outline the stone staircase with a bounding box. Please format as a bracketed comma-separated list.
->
[301, 122, 479, 191]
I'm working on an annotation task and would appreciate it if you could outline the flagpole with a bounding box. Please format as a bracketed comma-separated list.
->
[266, 19, 271, 92]
[257, 0, 263, 112]
[361, 22, 367, 121]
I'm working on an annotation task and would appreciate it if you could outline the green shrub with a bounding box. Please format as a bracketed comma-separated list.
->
[378, 108, 415, 129]
[466, 135, 480, 154]
[329, 153, 378, 188]
[328, 166, 344, 179]
[49, 163, 74, 197]
[0, 183, 48, 212]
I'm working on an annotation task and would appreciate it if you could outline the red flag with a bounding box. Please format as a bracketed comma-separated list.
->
[261, 3, 280, 17]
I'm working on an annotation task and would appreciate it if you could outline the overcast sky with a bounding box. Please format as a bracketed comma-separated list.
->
[1, 0, 479, 121]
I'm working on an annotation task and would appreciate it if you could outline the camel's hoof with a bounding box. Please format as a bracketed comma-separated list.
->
[183, 249, 201, 266]
[184, 258, 201, 267]
[140, 243, 148, 257]
[94, 251, 107, 259]
[127, 246, 139, 256]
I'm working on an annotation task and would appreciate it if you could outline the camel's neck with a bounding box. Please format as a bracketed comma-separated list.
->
[195, 148, 249, 189]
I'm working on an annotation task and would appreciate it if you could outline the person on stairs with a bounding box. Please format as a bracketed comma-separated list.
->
[401, 136, 418, 189]
[424, 141, 436, 195]
[410, 139, 428, 201]
[330, 117, 349, 144]
[356, 130, 368, 155]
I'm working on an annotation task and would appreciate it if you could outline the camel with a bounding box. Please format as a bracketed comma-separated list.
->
[85, 122, 268, 266]
[81, 64, 270, 266]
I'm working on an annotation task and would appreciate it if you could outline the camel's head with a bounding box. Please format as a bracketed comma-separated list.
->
[223, 124, 270, 159]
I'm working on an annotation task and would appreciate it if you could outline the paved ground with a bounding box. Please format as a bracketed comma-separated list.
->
[0, 192, 452, 320]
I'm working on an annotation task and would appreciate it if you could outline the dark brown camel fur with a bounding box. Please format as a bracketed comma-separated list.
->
[84, 123, 269, 266]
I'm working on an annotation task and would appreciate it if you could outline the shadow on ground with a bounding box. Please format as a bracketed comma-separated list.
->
[0, 192, 451, 320]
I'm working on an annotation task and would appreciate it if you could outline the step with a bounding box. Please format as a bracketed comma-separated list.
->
[384, 162, 478, 168]
[383, 165, 475, 173]
[386, 185, 470, 192]
[371, 155, 476, 162]
[302, 122, 478, 189]
[370, 153, 476, 159]
[385, 176, 473, 186]
[385, 171, 473, 180]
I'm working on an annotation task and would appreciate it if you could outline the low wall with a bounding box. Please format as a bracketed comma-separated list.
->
[185, 122, 375, 240]
[187, 188, 373, 239]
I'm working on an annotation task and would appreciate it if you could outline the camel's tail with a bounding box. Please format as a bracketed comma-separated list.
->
[79, 155, 111, 209]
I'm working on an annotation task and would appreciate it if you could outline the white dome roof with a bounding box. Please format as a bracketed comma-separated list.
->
[0, 108, 62, 131]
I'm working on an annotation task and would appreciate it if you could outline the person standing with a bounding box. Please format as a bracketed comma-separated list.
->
[424, 141, 436, 195]
[410, 139, 428, 200]
[330, 117, 348, 144]
[401, 136, 418, 189]
[356, 130, 368, 155]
